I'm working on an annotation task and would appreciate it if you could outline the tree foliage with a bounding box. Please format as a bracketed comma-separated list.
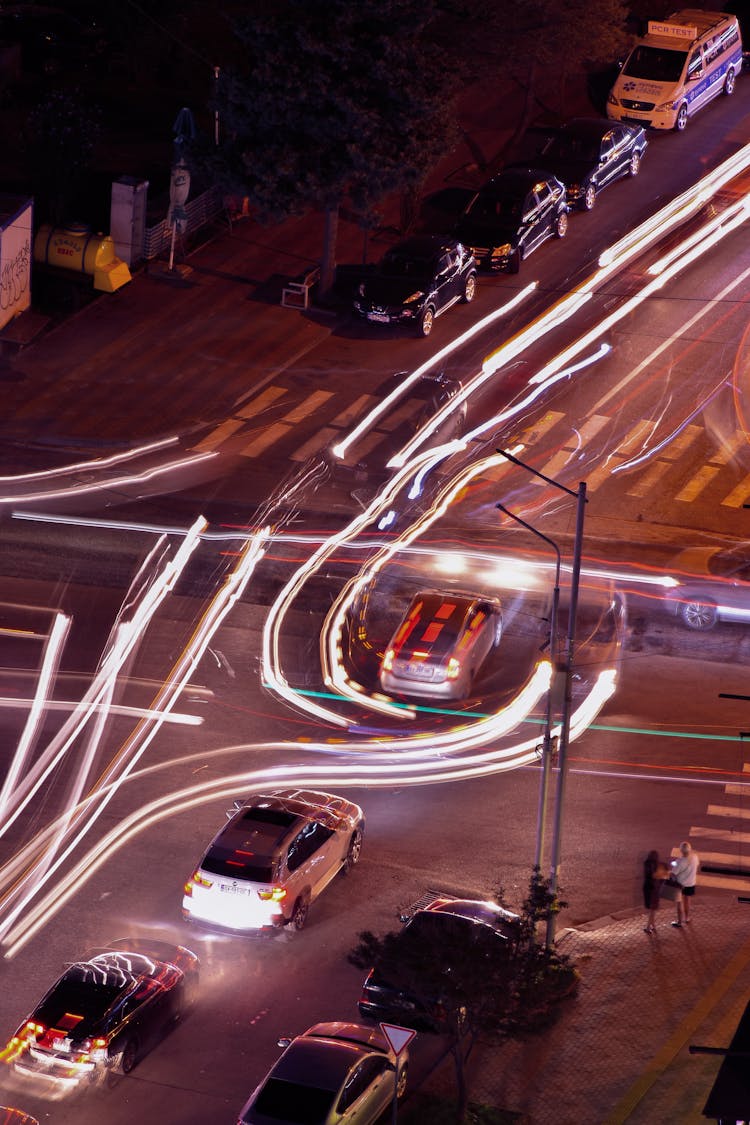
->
[24, 90, 102, 225]
[349, 870, 577, 1124]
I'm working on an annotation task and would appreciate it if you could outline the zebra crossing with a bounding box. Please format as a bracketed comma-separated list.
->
[682, 765, 750, 892]
[191, 380, 750, 511]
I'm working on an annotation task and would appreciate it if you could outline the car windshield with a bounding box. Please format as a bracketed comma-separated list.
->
[380, 252, 432, 279]
[466, 192, 521, 223]
[201, 850, 274, 881]
[251, 1078, 336, 1123]
[622, 44, 687, 82]
[543, 134, 601, 163]
[708, 548, 750, 582]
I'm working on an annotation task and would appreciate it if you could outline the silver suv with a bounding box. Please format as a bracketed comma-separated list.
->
[183, 790, 364, 933]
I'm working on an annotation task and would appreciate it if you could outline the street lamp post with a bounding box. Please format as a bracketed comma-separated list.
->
[495, 502, 561, 875]
[496, 449, 586, 948]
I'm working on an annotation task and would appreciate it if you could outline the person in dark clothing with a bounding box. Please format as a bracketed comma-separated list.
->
[643, 850, 668, 933]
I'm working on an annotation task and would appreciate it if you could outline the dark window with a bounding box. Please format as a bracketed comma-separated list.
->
[687, 49, 703, 78]
[201, 851, 275, 882]
[251, 1077, 335, 1124]
[239, 807, 296, 829]
[623, 45, 687, 83]
[286, 822, 334, 872]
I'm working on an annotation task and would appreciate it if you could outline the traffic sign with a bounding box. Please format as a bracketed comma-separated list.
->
[380, 1022, 416, 1056]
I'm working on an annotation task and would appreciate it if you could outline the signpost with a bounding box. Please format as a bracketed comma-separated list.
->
[380, 1023, 416, 1124]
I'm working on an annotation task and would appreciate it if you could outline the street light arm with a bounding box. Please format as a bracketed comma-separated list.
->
[495, 503, 562, 569]
[496, 448, 585, 502]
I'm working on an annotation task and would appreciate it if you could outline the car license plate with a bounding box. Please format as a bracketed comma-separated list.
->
[219, 883, 247, 895]
[367, 312, 389, 323]
[52, 1036, 71, 1052]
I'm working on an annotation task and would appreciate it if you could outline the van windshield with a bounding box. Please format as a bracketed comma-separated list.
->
[622, 44, 687, 82]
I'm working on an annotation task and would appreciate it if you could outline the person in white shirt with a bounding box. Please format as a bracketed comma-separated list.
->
[671, 841, 699, 927]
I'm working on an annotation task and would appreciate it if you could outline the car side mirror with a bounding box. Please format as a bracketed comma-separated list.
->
[277, 1037, 292, 1048]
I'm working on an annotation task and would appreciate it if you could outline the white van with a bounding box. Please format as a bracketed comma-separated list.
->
[607, 10, 742, 131]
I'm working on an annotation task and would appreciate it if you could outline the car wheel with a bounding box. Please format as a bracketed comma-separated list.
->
[119, 1039, 138, 1074]
[675, 103, 688, 131]
[583, 184, 596, 211]
[417, 306, 435, 337]
[344, 828, 363, 873]
[723, 68, 735, 96]
[629, 151, 641, 177]
[291, 895, 309, 931]
[507, 247, 521, 274]
[681, 600, 717, 630]
[461, 271, 477, 303]
[554, 211, 568, 238]
[396, 1061, 409, 1100]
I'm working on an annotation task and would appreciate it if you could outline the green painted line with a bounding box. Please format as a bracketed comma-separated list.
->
[602, 931, 750, 1124]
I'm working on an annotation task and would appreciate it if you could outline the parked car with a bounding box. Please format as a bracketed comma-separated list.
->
[537, 118, 647, 211]
[664, 544, 750, 629]
[5, 939, 199, 1084]
[237, 1021, 408, 1124]
[454, 167, 568, 273]
[358, 897, 519, 1031]
[183, 789, 364, 933]
[379, 591, 503, 700]
[353, 235, 477, 337]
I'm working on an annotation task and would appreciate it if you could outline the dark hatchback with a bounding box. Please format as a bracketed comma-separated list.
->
[6, 939, 199, 1084]
[454, 167, 568, 273]
[353, 235, 477, 337]
[358, 897, 519, 1031]
[538, 117, 647, 211]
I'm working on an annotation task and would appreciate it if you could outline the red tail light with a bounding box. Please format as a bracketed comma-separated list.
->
[185, 870, 212, 896]
[258, 886, 286, 902]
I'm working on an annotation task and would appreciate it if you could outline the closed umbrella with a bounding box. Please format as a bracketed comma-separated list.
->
[167, 107, 195, 271]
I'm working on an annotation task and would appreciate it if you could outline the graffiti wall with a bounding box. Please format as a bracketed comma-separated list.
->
[0, 198, 32, 331]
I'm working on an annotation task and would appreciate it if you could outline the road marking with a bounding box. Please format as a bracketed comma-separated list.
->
[688, 826, 750, 845]
[235, 384, 287, 418]
[241, 422, 292, 456]
[721, 471, 750, 508]
[626, 459, 670, 497]
[194, 418, 245, 451]
[603, 929, 750, 1123]
[675, 464, 721, 502]
[291, 427, 338, 462]
[706, 804, 750, 820]
[332, 395, 378, 426]
[282, 389, 334, 423]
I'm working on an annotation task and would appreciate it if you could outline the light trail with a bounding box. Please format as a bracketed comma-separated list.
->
[0, 527, 270, 944]
[0, 667, 616, 958]
[0, 436, 179, 482]
[330, 284, 537, 461]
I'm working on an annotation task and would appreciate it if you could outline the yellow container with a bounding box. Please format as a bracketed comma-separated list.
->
[33, 223, 131, 292]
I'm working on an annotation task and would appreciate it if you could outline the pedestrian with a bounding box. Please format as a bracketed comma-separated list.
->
[670, 841, 700, 927]
[643, 849, 668, 933]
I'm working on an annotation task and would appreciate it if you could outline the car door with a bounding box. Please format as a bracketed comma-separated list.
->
[530, 181, 555, 248]
[285, 820, 337, 901]
[433, 250, 460, 311]
[335, 1054, 393, 1123]
[518, 190, 540, 256]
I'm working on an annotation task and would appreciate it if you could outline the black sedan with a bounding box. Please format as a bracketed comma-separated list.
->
[353, 235, 477, 337]
[538, 118, 647, 211]
[5, 939, 199, 1085]
[455, 167, 568, 273]
[237, 1021, 408, 1124]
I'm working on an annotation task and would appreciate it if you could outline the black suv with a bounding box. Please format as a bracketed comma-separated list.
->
[358, 897, 519, 1030]
[353, 236, 477, 337]
[455, 167, 568, 273]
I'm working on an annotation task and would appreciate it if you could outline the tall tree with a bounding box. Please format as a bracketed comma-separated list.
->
[208, 0, 458, 295]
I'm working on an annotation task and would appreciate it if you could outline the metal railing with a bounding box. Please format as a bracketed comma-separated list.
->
[142, 185, 224, 260]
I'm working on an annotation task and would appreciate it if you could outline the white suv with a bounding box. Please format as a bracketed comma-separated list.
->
[182, 789, 364, 933]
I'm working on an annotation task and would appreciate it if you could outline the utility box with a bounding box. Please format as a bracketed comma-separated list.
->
[34, 223, 131, 292]
[0, 195, 33, 331]
[110, 177, 149, 266]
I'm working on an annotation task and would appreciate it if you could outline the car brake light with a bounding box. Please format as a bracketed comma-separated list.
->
[185, 870, 212, 896]
[258, 886, 286, 902]
[25, 1021, 44, 1038]
[446, 656, 461, 680]
[382, 648, 395, 672]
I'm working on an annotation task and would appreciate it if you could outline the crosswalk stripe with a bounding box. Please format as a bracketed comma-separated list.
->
[515, 410, 565, 445]
[721, 472, 750, 508]
[194, 418, 245, 452]
[617, 419, 655, 457]
[332, 395, 378, 426]
[585, 457, 626, 491]
[235, 385, 287, 418]
[706, 804, 750, 820]
[724, 783, 750, 795]
[688, 825, 750, 845]
[539, 449, 574, 479]
[283, 390, 334, 424]
[241, 422, 292, 456]
[626, 459, 670, 498]
[664, 423, 702, 459]
[685, 848, 750, 869]
[699, 872, 750, 891]
[675, 464, 721, 502]
[566, 414, 611, 444]
[290, 427, 338, 463]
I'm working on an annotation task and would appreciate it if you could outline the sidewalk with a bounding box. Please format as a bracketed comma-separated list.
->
[456, 888, 750, 1124]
